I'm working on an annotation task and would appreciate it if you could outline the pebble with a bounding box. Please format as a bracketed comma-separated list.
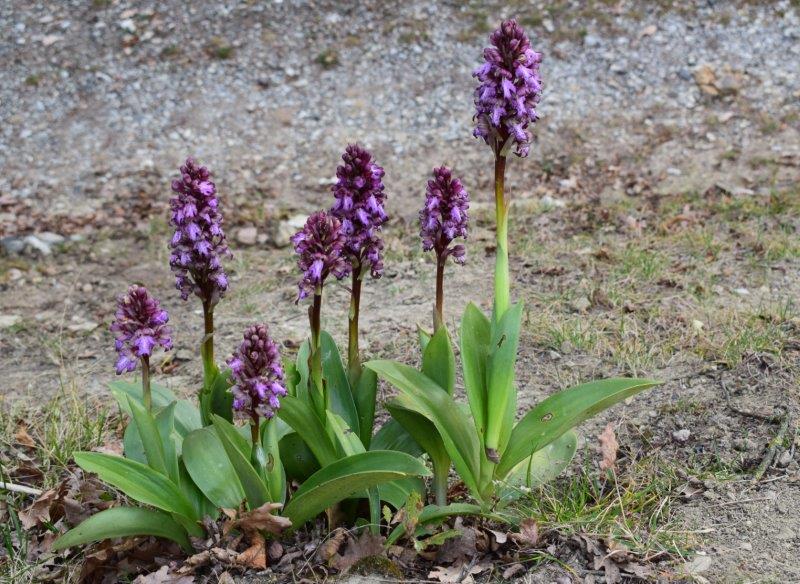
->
[0, 315, 22, 329]
[672, 429, 691, 443]
[235, 226, 259, 246]
[777, 450, 792, 467]
[571, 297, 592, 313]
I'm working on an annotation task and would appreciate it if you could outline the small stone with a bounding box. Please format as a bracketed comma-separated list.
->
[23, 235, 51, 255]
[672, 429, 691, 443]
[175, 349, 193, 361]
[36, 232, 66, 245]
[777, 450, 792, 467]
[541, 194, 566, 208]
[685, 554, 712, 574]
[7, 268, 23, 281]
[740, 542, 752, 551]
[733, 288, 750, 296]
[694, 64, 718, 96]
[0, 315, 22, 329]
[68, 320, 99, 333]
[118, 18, 136, 34]
[571, 297, 592, 313]
[732, 437, 758, 452]
[775, 527, 795, 541]
[1, 237, 25, 256]
[235, 226, 258, 246]
[271, 214, 307, 248]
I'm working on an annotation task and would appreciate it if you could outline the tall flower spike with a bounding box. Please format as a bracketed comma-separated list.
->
[420, 166, 470, 265]
[291, 211, 351, 301]
[228, 324, 286, 420]
[110, 285, 172, 375]
[473, 19, 543, 157]
[169, 158, 231, 306]
[330, 144, 387, 277]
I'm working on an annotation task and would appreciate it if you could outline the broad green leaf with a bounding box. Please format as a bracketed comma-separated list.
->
[207, 368, 234, 423]
[277, 395, 337, 467]
[261, 419, 286, 505]
[284, 359, 299, 397]
[109, 380, 201, 437]
[283, 451, 430, 527]
[366, 360, 481, 497]
[422, 326, 456, 395]
[154, 402, 180, 482]
[460, 303, 491, 440]
[52, 507, 192, 552]
[320, 331, 360, 436]
[126, 397, 168, 478]
[73, 452, 197, 521]
[385, 401, 449, 474]
[370, 419, 422, 457]
[210, 415, 251, 461]
[122, 422, 146, 465]
[279, 432, 320, 481]
[496, 378, 661, 479]
[183, 427, 245, 509]
[497, 430, 578, 506]
[212, 416, 269, 510]
[377, 476, 426, 509]
[484, 302, 524, 455]
[178, 460, 216, 521]
[353, 367, 378, 448]
[325, 411, 365, 457]
[294, 340, 311, 404]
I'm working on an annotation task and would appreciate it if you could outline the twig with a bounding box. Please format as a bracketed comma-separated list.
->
[0, 481, 43, 496]
[752, 409, 790, 483]
[719, 379, 784, 422]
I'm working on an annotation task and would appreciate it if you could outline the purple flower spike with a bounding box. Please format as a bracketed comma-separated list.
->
[420, 166, 470, 265]
[110, 285, 173, 375]
[330, 144, 387, 277]
[169, 158, 231, 306]
[228, 324, 286, 420]
[473, 19, 543, 158]
[291, 211, 351, 301]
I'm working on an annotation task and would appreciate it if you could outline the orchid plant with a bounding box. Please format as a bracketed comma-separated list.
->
[53, 19, 659, 557]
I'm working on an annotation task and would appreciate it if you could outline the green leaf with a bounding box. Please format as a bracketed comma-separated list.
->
[377, 476, 426, 509]
[178, 460, 216, 521]
[366, 360, 481, 497]
[210, 415, 251, 461]
[154, 402, 180, 482]
[73, 452, 197, 521]
[212, 416, 269, 510]
[496, 378, 661, 479]
[353, 367, 378, 448]
[371, 419, 422, 457]
[126, 397, 168, 479]
[109, 380, 201, 437]
[484, 302, 524, 454]
[122, 422, 146, 465]
[385, 502, 487, 545]
[294, 340, 311, 404]
[207, 368, 234, 423]
[277, 395, 337, 467]
[385, 401, 449, 474]
[183, 427, 245, 509]
[261, 419, 286, 505]
[497, 430, 577, 506]
[422, 326, 456, 395]
[320, 331, 360, 436]
[417, 326, 432, 354]
[325, 411, 365, 457]
[279, 432, 320, 482]
[460, 303, 491, 441]
[282, 451, 430, 527]
[52, 507, 192, 552]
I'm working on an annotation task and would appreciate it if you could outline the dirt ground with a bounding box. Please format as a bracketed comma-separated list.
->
[1, 1, 799, 582]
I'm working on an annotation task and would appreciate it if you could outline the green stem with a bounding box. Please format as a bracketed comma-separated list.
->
[250, 412, 260, 449]
[348, 266, 363, 384]
[141, 355, 151, 412]
[201, 301, 215, 382]
[493, 154, 510, 323]
[434, 257, 445, 332]
[308, 291, 325, 419]
[432, 456, 449, 507]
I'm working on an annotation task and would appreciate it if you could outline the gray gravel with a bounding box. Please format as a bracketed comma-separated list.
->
[1, 0, 798, 236]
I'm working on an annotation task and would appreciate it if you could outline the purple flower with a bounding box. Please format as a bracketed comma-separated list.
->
[110, 285, 173, 375]
[330, 145, 387, 277]
[169, 158, 231, 305]
[420, 166, 470, 265]
[228, 324, 286, 420]
[473, 19, 543, 158]
[291, 211, 351, 300]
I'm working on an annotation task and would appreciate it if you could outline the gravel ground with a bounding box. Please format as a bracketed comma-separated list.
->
[1, 1, 800, 583]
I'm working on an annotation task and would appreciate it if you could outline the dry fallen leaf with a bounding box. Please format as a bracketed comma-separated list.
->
[19, 485, 64, 529]
[15, 425, 36, 448]
[317, 527, 347, 563]
[502, 562, 526, 579]
[428, 561, 489, 584]
[225, 502, 291, 539]
[132, 565, 195, 583]
[236, 531, 267, 570]
[599, 423, 619, 472]
[511, 518, 539, 548]
[331, 531, 385, 573]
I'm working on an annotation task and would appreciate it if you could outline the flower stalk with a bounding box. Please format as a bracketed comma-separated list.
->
[347, 264, 363, 384]
[140, 355, 152, 412]
[493, 153, 509, 321]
